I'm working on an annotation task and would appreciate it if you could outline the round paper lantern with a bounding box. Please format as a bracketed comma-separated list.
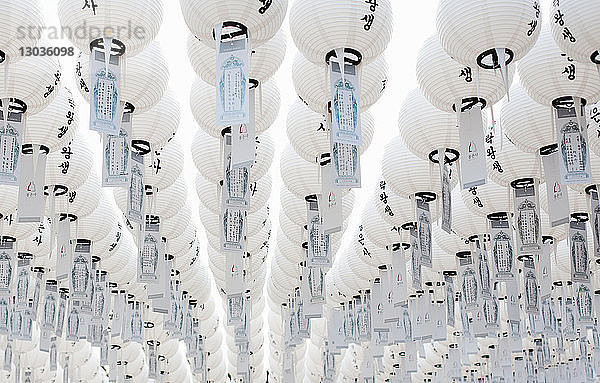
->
[131, 89, 180, 151]
[190, 77, 280, 137]
[518, 27, 600, 106]
[114, 175, 187, 220]
[75, 41, 169, 113]
[57, 0, 163, 57]
[286, 100, 375, 163]
[486, 134, 542, 187]
[436, 0, 541, 69]
[24, 86, 78, 152]
[460, 179, 510, 218]
[144, 138, 184, 190]
[195, 171, 272, 214]
[289, 0, 393, 64]
[0, 54, 61, 115]
[77, 196, 118, 242]
[191, 128, 274, 184]
[381, 136, 458, 199]
[361, 199, 402, 249]
[17, 218, 51, 259]
[161, 203, 192, 240]
[53, 169, 102, 219]
[398, 89, 459, 161]
[452, 190, 488, 239]
[417, 35, 513, 114]
[0, 186, 18, 218]
[0, 1, 44, 64]
[549, 1, 600, 66]
[45, 133, 94, 191]
[502, 83, 553, 154]
[179, 0, 288, 47]
[432, 223, 469, 256]
[188, 29, 286, 85]
[292, 53, 388, 114]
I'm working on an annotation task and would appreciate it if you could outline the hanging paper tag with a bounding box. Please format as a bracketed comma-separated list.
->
[574, 282, 594, 328]
[89, 41, 121, 135]
[513, 180, 541, 255]
[55, 218, 71, 281]
[0, 294, 9, 335]
[17, 146, 46, 223]
[331, 142, 361, 188]
[147, 250, 167, 300]
[538, 242, 553, 300]
[371, 278, 386, 332]
[523, 257, 540, 314]
[391, 244, 408, 306]
[306, 266, 326, 306]
[0, 103, 23, 186]
[554, 99, 591, 184]
[102, 106, 131, 186]
[440, 155, 452, 233]
[138, 217, 161, 284]
[65, 300, 81, 341]
[15, 257, 30, 311]
[379, 267, 396, 323]
[225, 250, 245, 295]
[542, 150, 570, 226]
[111, 292, 124, 338]
[227, 293, 245, 326]
[306, 197, 331, 268]
[231, 88, 256, 168]
[220, 207, 245, 252]
[489, 218, 515, 281]
[222, 134, 251, 209]
[127, 152, 145, 224]
[416, 200, 432, 268]
[92, 275, 108, 324]
[591, 189, 600, 258]
[409, 227, 421, 290]
[41, 282, 57, 331]
[459, 105, 487, 189]
[570, 220, 590, 283]
[55, 292, 66, 337]
[444, 275, 455, 328]
[129, 302, 143, 344]
[329, 60, 362, 146]
[3, 341, 11, 371]
[215, 24, 250, 126]
[0, 242, 13, 295]
[319, 158, 343, 235]
[70, 240, 92, 303]
[458, 254, 479, 311]
[474, 240, 492, 299]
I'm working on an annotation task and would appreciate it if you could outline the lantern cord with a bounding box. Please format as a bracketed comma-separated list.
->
[49, 186, 56, 252]
[259, 81, 263, 118]
[103, 37, 112, 77]
[495, 48, 510, 102]
[551, 106, 556, 142]
[121, 51, 126, 95]
[574, 97, 584, 139]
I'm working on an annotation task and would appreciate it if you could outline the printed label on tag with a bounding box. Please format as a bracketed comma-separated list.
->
[570, 220, 590, 283]
[513, 181, 541, 254]
[220, 207, 245, 252]
[307, 198, 331, 267]
[102, 107, 131, 186]
[459, 106, 486, 188]
[138, 218, 161, 284]
[231, 88, 256, 168]
[542, 150, 570, 227]
[222, 134, 251, 209]
[416, 200, 432, 268]
[440, 157, 452, 233]
[523, 257, 540, 314]
[225, 250, 245, 295]
[458, 255, 478, 311]
[127, 152, 145, 224]
[0, 104, 23, 186]
[320, 160, 343, 235]
[89, 44, 121, 135]
[591, 189, 600, 258]
[410, 227, 421, 290]
[17, 147, 46, 223]
[332, 142, 361, 188]
[555, 100, 591, 184]
[330, 61, 361, 146]
[490, 219, 515, 281]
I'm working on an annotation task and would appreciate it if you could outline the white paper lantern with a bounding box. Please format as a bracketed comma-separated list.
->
[361, 199, 402, 249]
[45, 133, 94, 191]
[0, 186, 18, 218]
[452, 190, 488, 239]
[0, 1, 44, 64]
[77, 196, 118, 242]
[289, 0, 393, 64]
[180, 0, 287, 47]
[190, 77, 280, 137]
[131, 89, 180, 151]
[460, 179, 510, 218]
[0, 54, 61, 115]
[486, 134, 542, 187]
[381, 136, 458, 199]
[191, 128, 274, 184]
[161, 204, 192, 240]
[144, 137, 184, 190]
[432, 221, 470, 256]
[188, 29, 286, 85]
[195, 171, 272, 214]
[372, 182, 417, 229]
[549, 1, 600, 66]
[24, 86, 78, 152]
[417, 35, 513, 113]
[57, 0, 163, 56]
[398, 89, 459, 161]
[75, 41, 169, 113]
[53, 169, 102, 219]
[436, 0, 541, 69]
[519, 27, 600, 106]
[286, 100, 375, 163]
[502, 83, 553, 154]
[292, 53, 388, 114]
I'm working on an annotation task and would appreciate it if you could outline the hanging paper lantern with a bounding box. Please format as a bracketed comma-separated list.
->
[549, 1, 600, 66]
[143, 137, 184, 190]
[75, 41, 169, 113]
[0, 186, 18, 218]
[502, 83, 553, 154]
[190, 77, 280, 138]
[398, 89, 459, 161]
[361, 198, 403, 249]
[0, 53, 61, 115]
[417, 35, 513, 114]
[292, 53, 388, 114]
[0, 0, 44, 64]
[432, 223, 470, 256]
[436, 0, 541, 69]
[372, 180, 417, 230]
[131, 89, 180, 151]
[187, 30, 286, 85]
[460, 179, 510, 218]
[289, 0, 393, 64]
[179, 0, 288, 47]
[286, 100, 375, 163]
[519, 27, 600, 106]
[77, 196, 118, 243]
[381, 136, 458, 199]
[486, 134, 542, 187]
[452, 190, 488, 239]
[45, 133, 94, 192]
[195, 172, 272, 214]
[57, 0, 163, 56]
[192, 128, 274, 184]
[53, 169, 102, 219]
[24, 86, 79, 152]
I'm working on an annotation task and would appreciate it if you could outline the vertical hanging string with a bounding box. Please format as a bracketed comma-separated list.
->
[495, 48, 510, 102]
[551, 106, 556, 142]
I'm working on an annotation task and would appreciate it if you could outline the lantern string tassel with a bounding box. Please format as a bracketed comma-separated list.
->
[495, 48, 510, 102]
